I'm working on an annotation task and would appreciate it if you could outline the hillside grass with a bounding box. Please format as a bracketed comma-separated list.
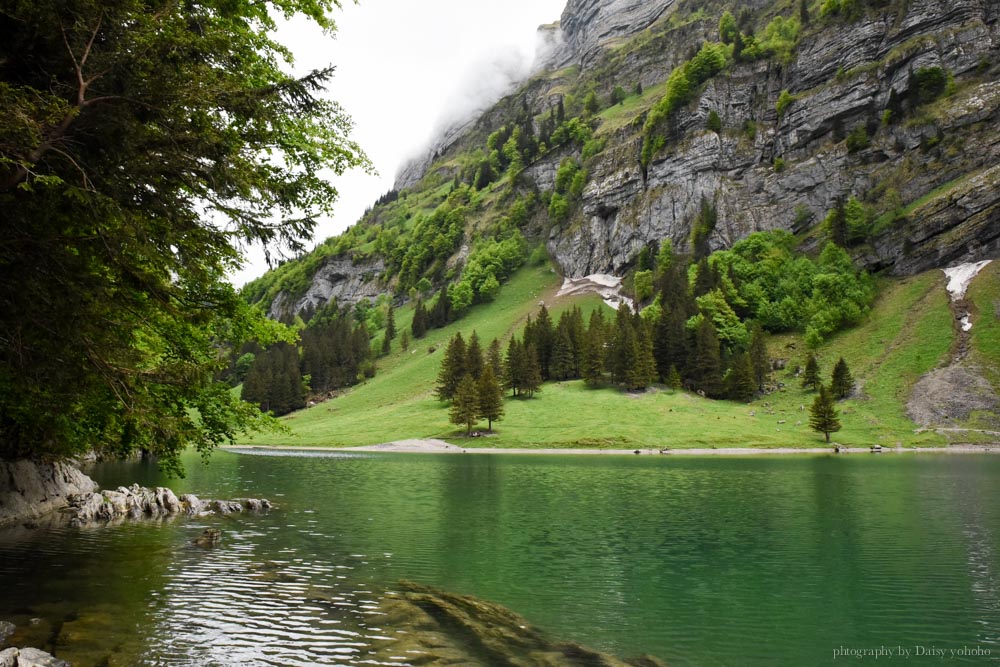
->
[240, 264, 960, 451]
[967, 260, 1000, 392]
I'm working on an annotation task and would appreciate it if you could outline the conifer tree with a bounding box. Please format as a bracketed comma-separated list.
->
[690, 316, 724, 397]
[801, 353, 821, 391]
[748, 322, 770, 390]
[521, 343, 543, 398]
[550, 330, 576, 381]
[400, 330, 410, 352]
[609, 303, 636, 385]
[466, 331, 484, 380]
[476, 365, 505, 431]
[726, 351, 756, 402]
[582, 310, 607, 387]
[666, 365, 682, 390]
[381, 332, 391, 356]
[809, 385, 842, 442]
[487, 338, 503, 378]
[385, 305, 396, 342]
[532, 306, 555, 380]
[436, 333, 467, 401]
[411, 298, 428, 338]
[827, 198, 848, 248]
[628, 321, 657, 390]
[450, 375, 480, 435]
[503, 338, 524, 397]
[831, 357, 854, 399]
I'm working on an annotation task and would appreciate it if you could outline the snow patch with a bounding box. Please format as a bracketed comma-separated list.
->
[556, 274, 633, 310]
[942, 260, 992, 301]
[942, 260, 992, 332]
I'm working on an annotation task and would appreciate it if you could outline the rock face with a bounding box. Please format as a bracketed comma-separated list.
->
[547, 0, 1000, 278]
[268, 256, 387, 321]
[0, 461, 98, 527]
[554, 0, 676, 69]
[367, 581, 666, 666]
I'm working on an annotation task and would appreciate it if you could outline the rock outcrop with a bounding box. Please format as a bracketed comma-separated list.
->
[0, 647, 68, 667]
[268, 255, 387, 321]
[367, 581, 666, 666]
[0, 461, 98, 527]
[66, 484, 272, 527]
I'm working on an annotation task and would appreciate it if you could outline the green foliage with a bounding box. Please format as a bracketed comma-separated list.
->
[0, 0, 367, 468]
[583, 91, 601, 116]
[707, 232, 875, 345]
[744, 15, 802, 62]
[476, 365, 505, 430]
[610, 86, 627, 106]
[776, 89, 796, 116]
[719, 11, 738, 44]
[436, 333, 467, 401]
[845, 125, 871, 153]
[641, 41, 728, 165]
[633, 270, 654, 303]
[773, 157, 787, 172]
[911, 66, 948, 105]
[549, 192, 570, 221]
[706, 110, 723, 133]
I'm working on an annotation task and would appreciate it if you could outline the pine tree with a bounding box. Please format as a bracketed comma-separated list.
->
[799, 0, 810, 25]
[666, 365, 682, 390]
[801, 353, 821, 391]
[748, 322, 770, 390]
[381, 332, 391, 356]
[827, 198, 848, 247]
[609, 303, 635, 385]
[435, 333, 467, 401]
[533, 305, 555, 380]
[476, 365, 505, 431]
[831, 357, 854, 399]
[450, 375, 480, 435]
[809, 385, 842, 442]
[400, 330, 410, 352]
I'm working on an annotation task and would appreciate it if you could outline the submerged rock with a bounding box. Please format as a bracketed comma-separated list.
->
[192, 528, 222, 548]
[367, 581, 667, 666]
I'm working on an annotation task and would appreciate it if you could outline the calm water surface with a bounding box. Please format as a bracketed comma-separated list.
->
[1, 450, 998, 666]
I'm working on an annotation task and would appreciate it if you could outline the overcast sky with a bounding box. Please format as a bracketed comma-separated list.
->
[229, 0, 566, 286]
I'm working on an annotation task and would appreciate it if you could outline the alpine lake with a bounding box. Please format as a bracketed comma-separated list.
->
[1, 449, 998, 666]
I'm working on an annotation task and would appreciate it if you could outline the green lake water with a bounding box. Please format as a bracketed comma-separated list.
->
[1, 450, 999, 665]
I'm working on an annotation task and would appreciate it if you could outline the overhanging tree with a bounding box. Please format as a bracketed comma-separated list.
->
[0, 0, 369, 472]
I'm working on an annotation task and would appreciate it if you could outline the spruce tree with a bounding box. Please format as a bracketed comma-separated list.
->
[400, 330, 410, 352]
[385, 305, 396, 341]
[435, 333, 467, 401]
[809, 385, 842, 442]
[477, 365, 505, 431]
[450, 375, 480, 435]
[831, 357, 854, 399]
[381, 332, 391, 356]
[533, 306, 555, 380]
[550, 330, 576, 381]
[801, 353, 821, 391]
[628, 321, 657, 391]
[828, 198, 848, 248]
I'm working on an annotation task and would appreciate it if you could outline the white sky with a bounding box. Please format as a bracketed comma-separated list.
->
[229, 0, 566, 286]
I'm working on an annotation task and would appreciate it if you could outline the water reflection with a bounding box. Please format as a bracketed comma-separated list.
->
[0, 452, 998, 665]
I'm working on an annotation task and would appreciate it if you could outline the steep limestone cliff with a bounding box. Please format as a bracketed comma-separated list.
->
[251, 0, 1000, 317]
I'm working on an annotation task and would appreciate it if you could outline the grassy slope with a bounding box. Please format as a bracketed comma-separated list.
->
[243, 265, 960, 450]
[966, 261, 1000, 428]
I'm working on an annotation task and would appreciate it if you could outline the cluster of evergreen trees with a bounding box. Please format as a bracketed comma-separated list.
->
[435, 332, 504, 435]
[241, 306, 374, 416]
[803, 353, 855, 441]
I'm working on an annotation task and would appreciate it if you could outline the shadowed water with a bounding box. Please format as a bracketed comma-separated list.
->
[1, 450, 998, 665]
